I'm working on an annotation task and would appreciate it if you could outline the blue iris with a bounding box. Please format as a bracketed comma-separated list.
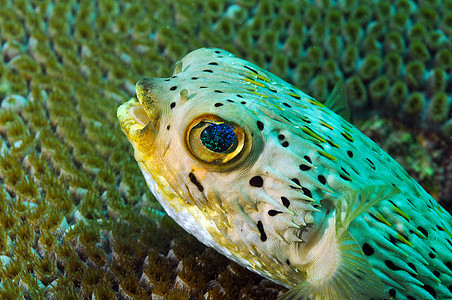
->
[200, 123, 237, 153]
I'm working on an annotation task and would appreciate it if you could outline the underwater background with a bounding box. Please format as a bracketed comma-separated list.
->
[0, 0, 450, 298]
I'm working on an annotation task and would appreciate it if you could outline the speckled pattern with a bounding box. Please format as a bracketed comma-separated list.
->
[0, 0, 450, 298]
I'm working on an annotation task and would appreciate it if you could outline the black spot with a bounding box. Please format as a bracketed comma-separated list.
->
[286, 259, 290, 265]
[170, 86, 177, 91]
[423, 285, 436, 298]
[433, 270, 440, 277]
[172, 75, 177, 78]
[227, 99, 234, 103]
[244, 65, 258, 74]
[437, 225, 445, 232]
[165, 78, 171, 81]
[299, 164, 311, 171]
[202, 69, 213, 73]
[166, 125, 170, 130]
[237, 94, 243, 98]
[389, 235, 398, 244]
[290, 93, 301, 100]
[268, 210, 282, 216]
[291, 178, 300, 186]
[269, 88, 277, 92]
[257, 221, 267, 242]
[446, 262, 452, 271]
[249, 176, 263, 187]
[341, 132, 354, 142]
[283, 102, 291, 108]
[327, 139, 339, 148]
[304, 156, 312, 163]
[389, 289, 396, 297]
[385, 260, 402, 271]
[417, 226, 428, 237]
[340, 174, 351, 181]
[281, 197, 290, 208]
[301, 116, 311, 123]
[347, 150, 353, 158]
[191, 76, 199, 80]
[429, 252, 435, 259]
[240, 101, 246, 105]
[257, 121, 264, 131]
[170, 102, 176, 109]
[362, 243, 374, 256]
[214, 50, 221, 54]
[278, 134, 285, 140]
[200, 86, 207, 89]
[189, 172, 204, 192]
[214, 90, 223, 93]
[408, 263, 417, 272]
[341, 167, 350, 176]
[214, 103, 223, 107]
[366, 158, 376, 169]
[318, 175, 326, 185]
[280, 115, 291, 122]
[208, 62, 218, 65]
[302, 187, 312, 198]
[281, 141, 289, 147]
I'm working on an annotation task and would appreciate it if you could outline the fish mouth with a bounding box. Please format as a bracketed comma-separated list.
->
[128, 100, 150, 128]
[117, 97, 149, 135]
[117, 78, 163, 148]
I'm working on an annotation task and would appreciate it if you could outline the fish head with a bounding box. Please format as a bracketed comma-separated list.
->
[117, 48, 345, 285]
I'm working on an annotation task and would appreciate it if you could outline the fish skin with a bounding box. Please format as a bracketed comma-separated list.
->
[117, 48, 452, 299]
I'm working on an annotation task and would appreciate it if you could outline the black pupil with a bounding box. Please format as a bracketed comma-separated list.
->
[200, 123, 237, 153]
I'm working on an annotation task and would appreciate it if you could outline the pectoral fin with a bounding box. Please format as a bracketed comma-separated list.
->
[279, 186, 399, 300]
[324, 80, 350, 121]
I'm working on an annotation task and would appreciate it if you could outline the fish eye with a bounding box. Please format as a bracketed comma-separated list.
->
[186, 115, 245, 165]
[200, 123, 237, 153]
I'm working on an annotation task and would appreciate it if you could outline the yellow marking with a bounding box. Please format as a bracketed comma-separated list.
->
[249, 90, 268, 99]
[300, 116, 311, 124]
[413, 228, 428, 239]
[256, 73, 270, 82]
[302, 126, 326, 143]
[309, 99, 324, 107]
[260, 98, 284, 111]
[327, 140, 340, 148]
[440, 226, 451, 237]
[435, 205, 443, 214]
[397, 233, 413, 247]
[318, 150, 337, 161]
[341, 132, 354, 142]
[287, 92, 301, 99]
[341, 125, 352, 132]
[393, 206, 410, 221]
[244, 77, 266, 88]
[320, 108, 331, 115]
[320, 121, 334, 130]
[376, 213, 392, 227]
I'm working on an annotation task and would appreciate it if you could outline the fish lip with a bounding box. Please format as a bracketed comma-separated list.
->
[116, 97, 150, 140]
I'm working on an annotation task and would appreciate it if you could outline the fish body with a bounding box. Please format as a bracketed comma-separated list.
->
[117, 48, 452, 299]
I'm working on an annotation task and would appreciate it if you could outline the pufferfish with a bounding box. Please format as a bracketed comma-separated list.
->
[117, 48, 452, 299]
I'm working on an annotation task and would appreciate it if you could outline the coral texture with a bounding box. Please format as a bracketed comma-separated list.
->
[0, 0, 450, 298]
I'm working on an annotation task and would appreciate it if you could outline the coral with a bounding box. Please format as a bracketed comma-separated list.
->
[0, 0, 450, 298]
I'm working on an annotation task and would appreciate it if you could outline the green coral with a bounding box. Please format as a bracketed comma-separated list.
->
[0, 0, 450, 298]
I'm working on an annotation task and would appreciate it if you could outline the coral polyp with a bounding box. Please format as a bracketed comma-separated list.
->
[0, 0, 450, 298]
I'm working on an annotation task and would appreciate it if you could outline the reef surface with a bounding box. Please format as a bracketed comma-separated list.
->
[0, 0, 450, 298]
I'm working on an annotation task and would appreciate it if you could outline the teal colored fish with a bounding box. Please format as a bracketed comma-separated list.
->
[117, 48, 452, 299]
